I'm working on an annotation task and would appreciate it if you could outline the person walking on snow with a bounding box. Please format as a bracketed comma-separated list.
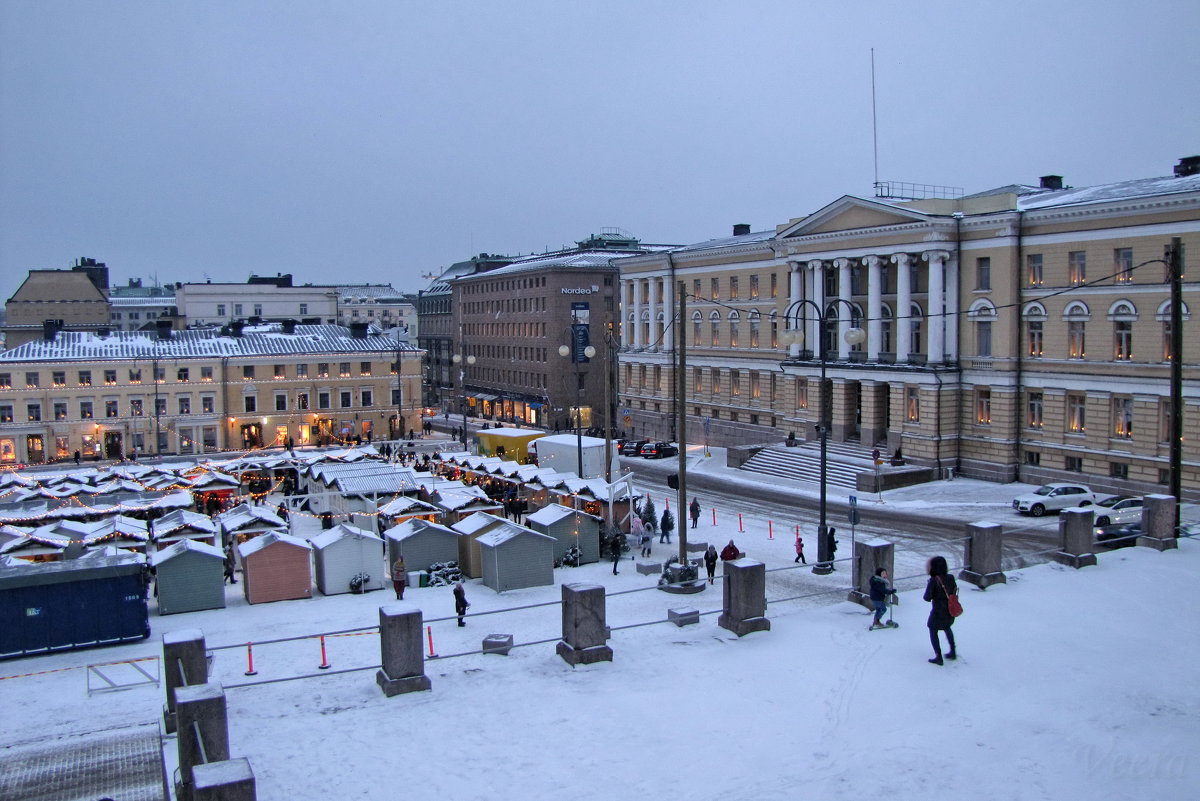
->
[704, 544, 719, 584]
[689, 498, 701, 529]
[794, 534, 806, 564]
[659, 508, 674, 544]
[453, 581, 469, 627]
[610, 530, 626, 575]
[869, 567, 897, 629]
[392, 556, 407, 600]
[923, 555, 958, 664]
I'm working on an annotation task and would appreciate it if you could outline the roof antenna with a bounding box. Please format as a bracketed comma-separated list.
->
[871, 47, 879, 189]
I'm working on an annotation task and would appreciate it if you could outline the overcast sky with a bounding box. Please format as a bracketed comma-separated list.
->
[2, 1, 1197, 302]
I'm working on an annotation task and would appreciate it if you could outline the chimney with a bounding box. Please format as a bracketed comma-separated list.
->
[281, 319, 297, 334]
[42, 319, 60, 341]
[230, 320, 244, 337]
[97, 327, 110, 338]
[1039, 175, 1063, 190]
[1174, 156, 1200, 177]
[349, 321, 369, 339]
[732, 223, 751, 236]
[155, 319, 172, 340]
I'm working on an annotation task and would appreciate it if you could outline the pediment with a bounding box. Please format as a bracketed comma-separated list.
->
[775, 196, 931, 239]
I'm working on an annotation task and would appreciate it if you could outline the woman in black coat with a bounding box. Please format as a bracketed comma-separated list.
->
[923, 555, 957, 665]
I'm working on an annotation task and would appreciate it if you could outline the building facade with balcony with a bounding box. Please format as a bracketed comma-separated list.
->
[618, 160, 1200, 499]
[0, 322, 423, 465]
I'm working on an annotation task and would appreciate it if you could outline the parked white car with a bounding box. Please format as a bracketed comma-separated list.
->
[1012, 483, 1096, 516]
[1068, 495, 1144, 527]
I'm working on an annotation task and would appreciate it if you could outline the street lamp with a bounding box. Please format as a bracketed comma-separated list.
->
[451, 351, 475, 451]
[781, 298, 865, 575]
[558, 339, 597, 477]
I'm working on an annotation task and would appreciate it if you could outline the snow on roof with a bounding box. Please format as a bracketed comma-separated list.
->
[452, 512, 508, 536]
[385, 518, 458, 542]
[477, 523, 553, 548]
[218, 503, 285, 530]
[151, 539, 224, 565]
[308, 523, 382, 550]
[534, 434, 609, 448]
[477, 427, 547, 440]
[237, 530, 310, 557]
[0, 324, 422, 363]
[152, 510, 218, 538]
[526, 503, 599, 526]
[377, 496, 440, 516]
[1018, 172, 1200, 211]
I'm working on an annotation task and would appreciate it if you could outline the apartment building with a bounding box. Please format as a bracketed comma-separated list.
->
[618, 158, 1200, 499]
[0, 322, 423, 465]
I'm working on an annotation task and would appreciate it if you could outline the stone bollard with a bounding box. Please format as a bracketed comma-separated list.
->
[959, 522, 1007, 588]
[847, 539, 894, 609]
[163, 629, 208, 734]
[718, 559, 770, 637]
[375, 603, 432, 697]
[1053, 508, 1097, 568]
[556, 583, 613, 666]
[1137, 494, 1179, 551]
[175, 683, 230, 801]
[193, 758, 256, 801]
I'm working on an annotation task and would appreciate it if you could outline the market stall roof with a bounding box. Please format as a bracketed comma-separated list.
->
[151, 538, 224, 566]
[152, 509, 219, 539]
[217, 503, 285, 531]
[385, 518, 459, 542]
[237, 530, 310, 558]
[377, 496, 441, 517]
[526, 504, 603, 526]
[308, 523, 382, 551]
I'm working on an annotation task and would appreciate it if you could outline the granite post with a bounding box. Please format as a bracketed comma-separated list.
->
[847, 539, 894, 608]
[959, 522, 1007, 588]
[717, 558, 770, 636]
[1053, 508, 1097, 568]
[192, 758, 257, 801]
[163, 628, 208, 734]
[1137, 494, 1179, 551]
[375, 603, 432, 697]
[175, 683, 230, 801]
[556, 583, 613, 666]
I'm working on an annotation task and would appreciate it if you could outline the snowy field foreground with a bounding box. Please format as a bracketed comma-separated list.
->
[1, 539, 1196, 800]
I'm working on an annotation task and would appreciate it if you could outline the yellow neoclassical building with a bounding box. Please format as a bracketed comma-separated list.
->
[618, 160, 1200, 500]
[0, 322, 423, 465]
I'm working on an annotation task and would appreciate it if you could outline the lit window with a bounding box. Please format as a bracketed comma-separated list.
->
[1028, 392, 1044, 429]
[1068, 321, 1086, 359]
[1068, 251, 1087, 285]
[1067, 394, 1086, 433]
[1026, 254, 1043, 287]
[1114, 248, 1133, 284]
[906, 387, 920, 422]
[1027, 320, 1044, 357]
[976, 389, 992, 424]
[1114, 320, 1133, 360]
[1112, 397, 1134, 439]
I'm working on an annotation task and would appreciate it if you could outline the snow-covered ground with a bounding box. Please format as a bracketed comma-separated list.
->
[1, 477, 1196, 800]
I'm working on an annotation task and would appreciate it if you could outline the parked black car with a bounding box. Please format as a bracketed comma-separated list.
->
[1095, 522, 1141, 550]
[619, 439, 649, 457]
[639, 441, 679, 459]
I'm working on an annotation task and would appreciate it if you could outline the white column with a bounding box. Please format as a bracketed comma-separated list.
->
[835, 258, 853, 359]
[944, 254, 959, 360]
[788, 262, 803, 357]
[925, 250, 948, 363]
[661, 276, 673, 351]
[631, 279, 643, 349]
[864, 255, 883, 362]
[808, 259, 825, 356]
[647, 275, 660, 351]
[892, 253, 912, 363]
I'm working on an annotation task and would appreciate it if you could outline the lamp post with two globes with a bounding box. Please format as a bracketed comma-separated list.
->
[559, 336, 597, 478]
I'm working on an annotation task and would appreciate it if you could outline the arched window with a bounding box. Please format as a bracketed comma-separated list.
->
[691, 311, 702, 346]
[729, 311, 741, 348]
[1156, 299, 1191, 362]
[748, 310, 761, 348]
[969, 300, 998, 358]
[1108, 300, 1137, 361]
[910, 303, 925, 356]
[710, 311, 721, 347]
[768, 310, 779, 349]
[881, 304, 894, 355]
[1023, 302, 1047, 358]
[1064, 301, 1090, 359]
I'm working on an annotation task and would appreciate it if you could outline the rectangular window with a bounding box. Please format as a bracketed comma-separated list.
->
[730, 370, 741, 396]
[711, 369, 721, 395]
[55, 437, 69, 458]
[976, 321, 992, 357]
[1065, 456, 1083, 473]
[1110, 462, 1129, 480]
[254, 303, 263, 316]
[106, 400, 119, 418]
[0, 374, 10, 389]
[296, 363, 309, 378]
[104, 369, 117, 385]
[1160, 399, 1172, 444]
[52, 371, 66, 387]
[201, 366, 213, 381]
[1114, 320, 1132, 360]
[177, 396, 191, 415]
[275, 394, 287, 411]
[906, 387, 920, 422]
[1112, 397, 1133, 439]
[1068, 321, 1086, 359]
[318, 392, 330, 410]
[54, 401, 68, 421]
[1027, 320, 1044, 358]
[692, 279, 701, 300]
[274, 365, 286, 379]
[299, 303, 308, 315]
[794, 378, 808, 411]
[770, 273, 778, 299]
[360, 361, 371, 376]
[131, 399, 144, 417]
[749, 275, 759, 298]
[729, 276, 739, 299]
[750, 372, 761, 399]
[1068, 251, 1087, 285]
[179, 427, 194, 454]
[1067, 393, 1086, 433]
[297, 392, 309, 410]
[201, 395, 215, 414]
[361, 389, 373, 407]
[1025, 451, 1041, 466]
[78, 371, 91, 386]
[79, 400, 93, 420]
[339, 363, 351, 377]
[243, 365, 255, 380]
[26, 403, 41, 422]
[975, 257, 991, 291]
[216, 304, 226, 317]
[1028, 392, 1044, 429]
[693, 368, 703, 393]
[155, 367, 165, 382]
[976, 389, 992, 424]
[244, 395, 257, 413]
[202, 427, 217, 450]
[340, 391, 352, 408]
[155, 398, 167, 416]
[318, 363, 329, 378]
[176, 367, 188, 382]
[1026, 254, 1043, 287]
[1114, 247, 1133, 283]
[25, 372, 40, 388]
[710, 277, 719, 300]
[234, 303, 243, 316]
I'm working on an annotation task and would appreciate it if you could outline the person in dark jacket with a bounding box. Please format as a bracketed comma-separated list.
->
[703, 544, 718, 584]
[453, 581, 469, 626]
[720, 540, 740, 561]
[923, 555, 957, 664]
[610, 530, 626, 574]
[869, 567, 896, 629]
[794, 535, 806, 564]
[689, 498, 701, 528]
[659, 509, 674, 544]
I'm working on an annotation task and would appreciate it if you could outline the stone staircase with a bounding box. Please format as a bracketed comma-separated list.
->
[738, 440, 879, 489]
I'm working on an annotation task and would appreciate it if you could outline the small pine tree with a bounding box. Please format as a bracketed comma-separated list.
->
[640, 495, 657, 530]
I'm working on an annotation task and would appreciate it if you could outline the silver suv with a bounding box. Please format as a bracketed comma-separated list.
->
[1012, 483, 1096, 517]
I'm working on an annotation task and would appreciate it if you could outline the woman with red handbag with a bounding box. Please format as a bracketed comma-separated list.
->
[923, 555, 959, 665]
